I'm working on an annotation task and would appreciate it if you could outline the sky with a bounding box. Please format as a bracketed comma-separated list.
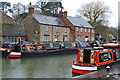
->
[0, 0, 120, 28]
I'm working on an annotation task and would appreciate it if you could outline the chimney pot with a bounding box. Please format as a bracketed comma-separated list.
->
[28, 2, 34, 15]
[63, 11, 68, 17]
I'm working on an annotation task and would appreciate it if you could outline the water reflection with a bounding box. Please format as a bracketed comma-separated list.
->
[2, 54, 77, 78]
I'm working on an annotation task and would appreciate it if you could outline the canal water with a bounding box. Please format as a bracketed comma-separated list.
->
[2, 54, 77, 78]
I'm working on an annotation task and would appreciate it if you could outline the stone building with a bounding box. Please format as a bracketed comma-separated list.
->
[23, 3, 94, 42]
[23, 4, 70, 42]
[0, 11, 25, 44]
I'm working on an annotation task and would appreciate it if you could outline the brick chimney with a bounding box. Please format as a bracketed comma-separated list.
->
[28, 2, 34, 15]
[59, 10, 68, 17]
[59, 10, 76, 41]
[63, 11, 68, 17]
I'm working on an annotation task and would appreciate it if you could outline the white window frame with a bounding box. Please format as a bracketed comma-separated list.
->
[75, 27, 78, 32]
[92, 29, 94, 33]
[64, 27, 67, 33]
[55, 26, 58, 31]
[63, 35, 67, 42]
[45, 25, 49, 31]
[44, 35, 49, 41]
[85, 36, 89, 41]
[77, 35, 81, 41]
[85, 28, 87, 32]
[80, 28, 82, 32]
[88, 29, 90, 33]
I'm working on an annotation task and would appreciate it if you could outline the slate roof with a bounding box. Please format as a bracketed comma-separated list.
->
[66, 16, 94, 28]
[2, 24, 26, 37]
[0, 12, 15, 24]
[0, 12, 25, 37]
[33, 15, 67, 27]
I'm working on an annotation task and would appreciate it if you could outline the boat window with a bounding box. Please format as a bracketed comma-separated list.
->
[37, 45, 46, 51]
[23, 45, 36, 51]
[49, 43, 53, 47]
[46, 43, 51, 48]
[71, 43, 76, 47]
[64, 43, 72, 48]
[99, 52, 112, 63]
[53, 43, 59, 48]
[116, 50, 120, 60]
[22, 45, 26, 51]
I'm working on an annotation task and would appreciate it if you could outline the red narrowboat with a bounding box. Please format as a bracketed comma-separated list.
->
[72, 43, 120, 75]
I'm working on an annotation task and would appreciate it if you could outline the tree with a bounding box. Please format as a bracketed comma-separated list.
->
[12, 3, 28, 23]
[12, 3, 27, 16]
[33, 0, 47, 14]
[77, 1, 111, 27]
[34, 0, 64, 17]
[0, 2, 12, 14]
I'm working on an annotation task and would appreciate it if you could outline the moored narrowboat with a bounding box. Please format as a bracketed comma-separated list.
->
[0, 43, 13, 57]
[72, 43, 120, 75]
[7, 43, 78, 58]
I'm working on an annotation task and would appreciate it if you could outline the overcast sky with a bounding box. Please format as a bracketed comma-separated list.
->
[0, 0, 120, 27]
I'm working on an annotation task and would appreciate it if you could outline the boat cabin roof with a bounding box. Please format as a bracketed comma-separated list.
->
[21, 44, 45, 46]
[84, 47, 104, 50]
[102, 43, 120, 47]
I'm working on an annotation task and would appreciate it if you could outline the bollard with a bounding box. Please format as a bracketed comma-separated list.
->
[106, 66, 110, 73]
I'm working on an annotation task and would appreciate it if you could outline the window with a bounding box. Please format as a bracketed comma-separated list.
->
[64, 27, 67, 32]
[63, 35, 67, 42]
[34, 31, 39, 34]
[4, 37, 17, 43]
[116, 50, 120, 60]
[92, 29, 94, 33]
[44, 35, 49, 41]
[88, 29, 90, 33]
[85, 36, 88, 41]
[80, 28, 82, 32]
[77, 35, 81, 41]
[99, 52, 112, 63]
[85, 28, 87, 32]
[75, 27, 78, 32]
[45, 25, 49, 31]
[55, 26, 58, 31]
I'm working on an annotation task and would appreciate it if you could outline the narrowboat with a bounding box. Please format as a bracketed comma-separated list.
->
[72, 43, 120, 75]
[0, 43, 13, 57]
[7, 43, 78, 58]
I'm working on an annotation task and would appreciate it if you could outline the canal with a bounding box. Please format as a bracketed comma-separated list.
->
[2, 54, 77, 78]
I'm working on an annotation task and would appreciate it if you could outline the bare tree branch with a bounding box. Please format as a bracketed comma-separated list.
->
[77, 1, 111, 27]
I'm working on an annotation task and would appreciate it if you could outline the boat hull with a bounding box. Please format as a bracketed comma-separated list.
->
[72, 60, 120, 76]
[8, 48, 78, 58]
[72, 64, 97, 75]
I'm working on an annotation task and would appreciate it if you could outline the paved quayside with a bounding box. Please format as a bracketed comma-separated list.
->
[74, 61, 120, 80]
